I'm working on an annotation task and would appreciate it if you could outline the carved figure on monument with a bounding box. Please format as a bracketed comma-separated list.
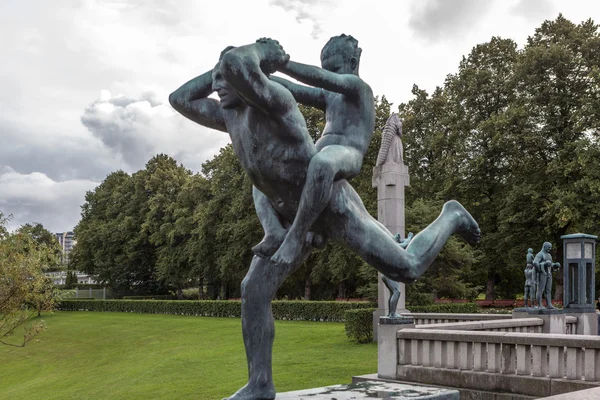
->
[376, 113, 404, 166]
[382, 232, 414, 317]
[533, 242, 561, 309]
[524, 248, 537, 308]
[170, 36, 481, 400]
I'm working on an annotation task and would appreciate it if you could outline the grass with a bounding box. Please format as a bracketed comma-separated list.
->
[0, 312, 376, 400]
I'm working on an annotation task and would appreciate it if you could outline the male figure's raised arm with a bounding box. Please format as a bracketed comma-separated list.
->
[270, 76, 326, 111]
[219, 39, 295, 115]
[279, 60, 363, 98]
[169, 69, 227, 132]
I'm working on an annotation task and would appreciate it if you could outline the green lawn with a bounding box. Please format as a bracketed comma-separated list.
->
[0, 312, 376, 400]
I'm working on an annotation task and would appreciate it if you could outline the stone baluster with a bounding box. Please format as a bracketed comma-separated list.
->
[502, 344, 516, 374]
[547, 346, 564, 378]
[516, 344, 532, 375]
[488, 343, 502, 373]
[584, 348, 600, 382]
[473, 342, 486, 371]
[531, 345, 547, 377]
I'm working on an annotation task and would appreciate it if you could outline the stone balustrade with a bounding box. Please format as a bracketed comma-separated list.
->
[416, 317, 543, 333]
[389, 328, 600, 397]
[400, 313, 512, 325]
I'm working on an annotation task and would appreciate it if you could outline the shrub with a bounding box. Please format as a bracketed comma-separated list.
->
[406, 302, 479, 313]
[344, 308, 376, 344]
[56, 300, 376, 322]
[122, 295, 175, 300]
[406, 292, 435, 306]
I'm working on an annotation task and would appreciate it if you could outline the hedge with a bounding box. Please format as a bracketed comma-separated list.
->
[56, 300, 377, 322]
[406, 302, 479, 314]
[344, 308, 376, 343]
[122, 295, 175, 300]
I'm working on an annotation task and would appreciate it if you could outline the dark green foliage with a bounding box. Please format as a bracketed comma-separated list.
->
[405, 303, 479, 313]
[405, 291, 435, 306]
[64, 271, 77, 289]
[400, 15, 600, 300]
[56, 300, 376, 321]
[344, 308, 376, 344]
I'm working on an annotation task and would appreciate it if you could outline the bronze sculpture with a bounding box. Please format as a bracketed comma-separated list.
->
[170, 37, 480, 400]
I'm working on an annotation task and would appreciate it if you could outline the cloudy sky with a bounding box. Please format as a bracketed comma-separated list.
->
[1, 0, 599, 232]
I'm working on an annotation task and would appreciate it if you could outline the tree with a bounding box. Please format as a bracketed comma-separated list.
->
[0, 212, 57, 347]
[16, 222, 62, 268]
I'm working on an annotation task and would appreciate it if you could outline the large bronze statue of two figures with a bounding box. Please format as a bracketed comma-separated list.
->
[169, 35, 481, 400]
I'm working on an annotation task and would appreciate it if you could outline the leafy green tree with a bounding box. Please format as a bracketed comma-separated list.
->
[0, 212, 57, 347]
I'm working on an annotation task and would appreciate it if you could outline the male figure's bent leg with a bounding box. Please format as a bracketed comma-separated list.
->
[252, 186, 288, 258]
[225, 246, 313, 400]
[272, 145, 363, 266]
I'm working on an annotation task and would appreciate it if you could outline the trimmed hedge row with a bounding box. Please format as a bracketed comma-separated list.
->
[57, 300, 377, 322]
[406, 302, 479, 314]
[122, 295, 175, 300]
[344, 308, 376, 343]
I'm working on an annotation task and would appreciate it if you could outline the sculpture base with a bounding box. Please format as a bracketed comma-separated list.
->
[380, 316, 414, 325]
[525, 308, 564, 315]
[276, 380, 459, 399]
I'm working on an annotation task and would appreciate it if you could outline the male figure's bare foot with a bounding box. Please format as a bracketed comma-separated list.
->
[443, 200, 481, 244]
[223, 382, 276, 400]
[271, 231, 304, 267]
[252, 233, 286, 258]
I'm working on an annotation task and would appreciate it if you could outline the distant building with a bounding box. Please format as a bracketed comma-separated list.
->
[45, 271, 98, 285]
[55, 231, 76, 265]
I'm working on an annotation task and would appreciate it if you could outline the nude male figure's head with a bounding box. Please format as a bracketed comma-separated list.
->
[528, 248, 533, 254]
[212, 46, 243, 109]
[320, 34, 362, 75]
[542, 242, 552, 253]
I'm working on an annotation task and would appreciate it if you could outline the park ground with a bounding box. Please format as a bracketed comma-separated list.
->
[0, 312, 377, 400]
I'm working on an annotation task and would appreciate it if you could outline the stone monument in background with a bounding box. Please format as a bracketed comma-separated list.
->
[372, 114, 410, 332]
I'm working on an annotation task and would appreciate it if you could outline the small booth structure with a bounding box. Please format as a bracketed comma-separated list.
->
[562, 233, 598, 335]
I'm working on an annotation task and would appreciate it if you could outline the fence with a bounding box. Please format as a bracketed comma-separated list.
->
[75, 287, 106, 300]
[391, 328, 600, 397]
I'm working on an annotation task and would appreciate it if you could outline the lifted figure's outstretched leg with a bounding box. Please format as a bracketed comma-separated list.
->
[224, 242, 313, 400]
[331, 197, 480, 284]
[271, 145, 362, 267]
[252, 186, 288, 258]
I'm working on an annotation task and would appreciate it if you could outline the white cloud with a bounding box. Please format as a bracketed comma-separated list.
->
[80, 90, 230, 173]
[1, 0, 600, 232]
[0, 167, 99, 232]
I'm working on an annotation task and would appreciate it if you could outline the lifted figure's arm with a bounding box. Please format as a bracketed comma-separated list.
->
[270, 76, 326, 111]
[169, 70, 226, 132]
[220, 42, 294, 116]
[279, 60, 364, 97]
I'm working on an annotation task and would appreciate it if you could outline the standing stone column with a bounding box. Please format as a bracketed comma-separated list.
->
[371, 113, 410, 338]
[372, 165, 410, 322]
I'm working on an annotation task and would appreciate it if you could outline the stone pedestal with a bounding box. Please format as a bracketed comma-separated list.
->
[372, 164, 410, 340]
[513, 309, 566, 334]
[566, 312, 598, 335]
[276, 380, 459, 399]
[378, 316, 414, 379]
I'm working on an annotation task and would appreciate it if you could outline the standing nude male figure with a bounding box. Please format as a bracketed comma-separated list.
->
[170, 38, 480, 400]
[534, 242, 560, 309]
